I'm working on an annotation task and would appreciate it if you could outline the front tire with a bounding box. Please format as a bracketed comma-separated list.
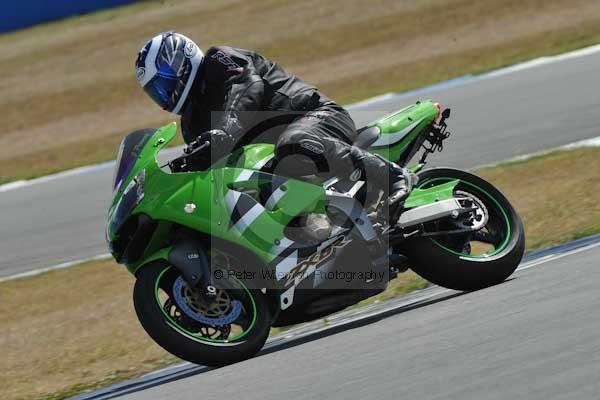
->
[402, 168, 525, 291]
[133, 261, 271, 366]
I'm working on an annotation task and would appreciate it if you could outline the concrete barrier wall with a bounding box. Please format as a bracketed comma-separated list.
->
[1, 0, 139, 33]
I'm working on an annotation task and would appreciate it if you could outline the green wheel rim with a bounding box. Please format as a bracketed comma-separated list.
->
[418, 177, 512, 259]
[154, 266, 258, 343]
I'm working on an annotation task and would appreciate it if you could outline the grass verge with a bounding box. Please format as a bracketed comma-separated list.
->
[2, 146, 600, 400]
[2, 0, 600, 183]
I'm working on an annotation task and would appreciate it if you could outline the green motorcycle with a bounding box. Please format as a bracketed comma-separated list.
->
[107, 100, 524, 366]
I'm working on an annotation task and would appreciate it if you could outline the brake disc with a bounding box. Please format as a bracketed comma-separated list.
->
[172, 276, 242, 325]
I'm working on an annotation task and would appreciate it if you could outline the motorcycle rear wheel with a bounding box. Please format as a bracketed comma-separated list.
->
[402, 168, 525, 291]
[133, 261, 271, 366]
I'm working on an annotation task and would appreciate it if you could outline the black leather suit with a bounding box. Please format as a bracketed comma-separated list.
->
[181, 46, 392, 190]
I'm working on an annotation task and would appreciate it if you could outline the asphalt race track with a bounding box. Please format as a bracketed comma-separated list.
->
[1, 48, 600, 277]
[114, 243, 600, 400]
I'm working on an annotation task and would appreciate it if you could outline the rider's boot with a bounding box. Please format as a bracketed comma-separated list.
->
[347, 147, 418, 221]
[386, 161, 419, 221]
[296, 146, 418, 241]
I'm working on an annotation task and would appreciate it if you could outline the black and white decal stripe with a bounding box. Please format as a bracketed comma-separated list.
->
[234, 169, 256, 183]
[271, 241, 320, 310]
[370, 118, 424, 147]
[270, 238, 297, 277]
[270, 232, 341, 310]
[225, 190, 264, 234]
[233, 169, 287, 211]
[234, 170, 285, 185]
[225, 169, 290, 234]
[265, 186, 286, 210]
[271, 241, 319, 279]
[256, 154, 275, 171]
[233, 203, 264, 234]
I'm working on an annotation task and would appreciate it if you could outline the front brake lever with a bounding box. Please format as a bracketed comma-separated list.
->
[187, 141, 211, 156]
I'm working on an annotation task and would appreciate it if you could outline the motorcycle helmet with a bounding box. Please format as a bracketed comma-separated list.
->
[135, 31, 204, 114]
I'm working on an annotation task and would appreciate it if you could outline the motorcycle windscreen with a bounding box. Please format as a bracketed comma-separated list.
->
[107, 176, 143, 241]
[112, 129, 155, 193]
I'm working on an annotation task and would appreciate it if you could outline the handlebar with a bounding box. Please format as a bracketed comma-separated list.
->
[167, 140, 211, 172]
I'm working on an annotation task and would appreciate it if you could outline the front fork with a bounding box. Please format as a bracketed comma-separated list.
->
[167, 236, 218, 299]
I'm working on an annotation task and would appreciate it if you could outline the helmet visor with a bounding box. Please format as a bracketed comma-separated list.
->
[143, 74, 177, 111]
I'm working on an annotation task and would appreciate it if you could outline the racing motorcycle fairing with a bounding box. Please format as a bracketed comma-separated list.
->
[107, 101, 461, 312]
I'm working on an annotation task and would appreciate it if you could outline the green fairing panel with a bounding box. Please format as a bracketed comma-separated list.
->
[113, 115, 457, 275]
[403, 180, 459, 209]
[108, 122, 179, 214]
[367, 100, 439, 162]
[138, 166, 324, 265]
[224, 143, 275, 170]
[109, 124, 327, 273]
[127, 175, 456, 275]
[218, 166, 326, 261]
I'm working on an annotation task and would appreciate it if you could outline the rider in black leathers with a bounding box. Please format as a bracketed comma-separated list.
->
[135, 32, 414, 208]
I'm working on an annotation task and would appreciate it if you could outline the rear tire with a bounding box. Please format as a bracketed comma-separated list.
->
[134, 261, 271, 366]
[402, 168, 525, 291]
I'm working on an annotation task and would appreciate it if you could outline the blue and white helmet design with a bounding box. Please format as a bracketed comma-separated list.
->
[135, 32, 204, 114]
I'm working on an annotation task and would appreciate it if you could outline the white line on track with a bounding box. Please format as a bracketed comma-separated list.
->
[0, 161, 115, 192]
[473, 135, 600, 169]
[0, 253, 111, 283]
[517, 240, 600, 272]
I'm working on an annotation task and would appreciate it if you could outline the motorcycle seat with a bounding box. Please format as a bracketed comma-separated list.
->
[354, 126, 381, 149]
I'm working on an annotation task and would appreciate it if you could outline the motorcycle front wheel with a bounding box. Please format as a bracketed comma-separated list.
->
[402, 168, 525, 291]
[133, 261, 271, 366]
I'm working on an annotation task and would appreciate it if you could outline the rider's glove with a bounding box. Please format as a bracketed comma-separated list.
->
[195, 129, 236, 149]
[184, 129, 236, 170]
